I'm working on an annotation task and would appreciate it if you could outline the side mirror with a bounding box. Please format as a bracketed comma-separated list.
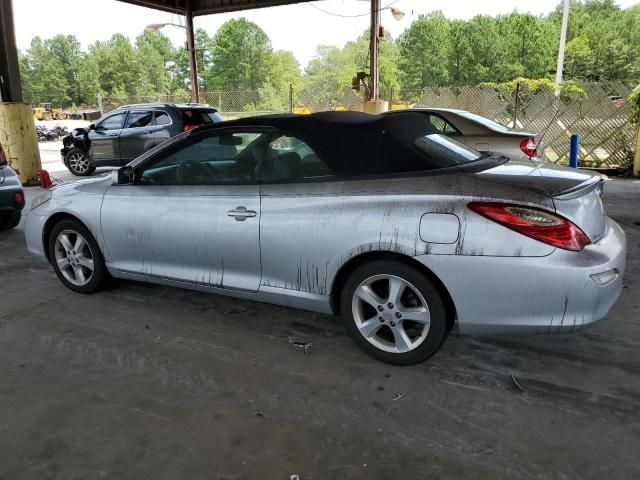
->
[112, 166, 134, 185]
[89, 123, 96, 130]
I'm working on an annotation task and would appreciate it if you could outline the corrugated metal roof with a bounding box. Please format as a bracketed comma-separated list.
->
[117, 0, 313, 16]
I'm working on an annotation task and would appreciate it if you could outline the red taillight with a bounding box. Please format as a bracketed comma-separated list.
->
[183, 123, 196, 132]
[14, 191, 24, 204]
[467, 202, 591, 251]
[37, 169, 53, 189]
[519, 137, 537, 158]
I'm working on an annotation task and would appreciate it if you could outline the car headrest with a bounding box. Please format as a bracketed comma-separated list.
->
[273, 152, 303, 180]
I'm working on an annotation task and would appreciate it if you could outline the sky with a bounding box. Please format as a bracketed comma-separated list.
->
[12, 0, 640, 68]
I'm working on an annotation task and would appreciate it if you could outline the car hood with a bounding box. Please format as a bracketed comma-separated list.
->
[477, 159, 601, 198]
[51, 174, 112, 197]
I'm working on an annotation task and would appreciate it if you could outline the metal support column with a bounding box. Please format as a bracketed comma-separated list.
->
[0, 0, 42, 185]
[363, 0, 388, 113]
[0, 0, 22, 102]
[185, 0, 199, 104]
[368, 0, 380, 101]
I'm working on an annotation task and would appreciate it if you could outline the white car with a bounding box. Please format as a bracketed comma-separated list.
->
[386, 108, 543, 161]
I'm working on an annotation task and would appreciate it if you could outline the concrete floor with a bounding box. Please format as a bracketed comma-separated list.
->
[0, 179, 639, 480]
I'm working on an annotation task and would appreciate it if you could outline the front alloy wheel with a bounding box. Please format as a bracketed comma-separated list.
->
[54, 230, 95, 286]
[66, 149, 93, 176]
[49, 219, 108, 293]
[341, 260, 448, 365]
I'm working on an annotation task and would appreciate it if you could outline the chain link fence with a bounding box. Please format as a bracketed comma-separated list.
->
[101, 80, 637, 168]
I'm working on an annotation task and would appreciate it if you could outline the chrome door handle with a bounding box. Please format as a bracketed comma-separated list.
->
[227, 206, 257, 221]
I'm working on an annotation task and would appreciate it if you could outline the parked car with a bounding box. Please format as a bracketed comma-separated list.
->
[0, 142, 25, 230]
[608, 95, 625, 107]
[61, 103, 223, 176]
[26, 111, 625, 365]
[385, 108, 543, 161]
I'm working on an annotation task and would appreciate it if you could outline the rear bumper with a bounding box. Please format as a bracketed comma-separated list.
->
[0, 187, 25, 214]
[414, 217, 626, 334]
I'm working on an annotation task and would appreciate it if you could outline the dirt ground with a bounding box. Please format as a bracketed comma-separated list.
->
[0, 179, 639, 480]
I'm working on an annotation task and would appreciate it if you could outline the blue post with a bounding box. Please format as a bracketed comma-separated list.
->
[569, 134, 579, 168]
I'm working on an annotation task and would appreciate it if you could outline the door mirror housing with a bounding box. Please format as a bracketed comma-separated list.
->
[112, 166, 134, 185]
[89, 123, 96, 130]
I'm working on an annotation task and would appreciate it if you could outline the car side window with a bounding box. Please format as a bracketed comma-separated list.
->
[126, 111, 153, 129]
[428, 114, 460, 136]
[261, 134, 334, 182]
[154, 111, 171, 126]
[137, 131, 265, 185]
[97, 112, 126, 130]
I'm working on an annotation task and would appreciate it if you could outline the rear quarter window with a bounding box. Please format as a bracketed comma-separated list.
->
[181, 109, 220, 125]
[367, 113, 483, 175]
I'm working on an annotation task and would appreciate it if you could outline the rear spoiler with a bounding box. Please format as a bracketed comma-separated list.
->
[553, 175, 604, 200]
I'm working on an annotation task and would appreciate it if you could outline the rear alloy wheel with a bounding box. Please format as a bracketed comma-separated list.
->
[65, 148, 93, 176]
[341, 261, 448, 365]
[49, 219, 107, 293]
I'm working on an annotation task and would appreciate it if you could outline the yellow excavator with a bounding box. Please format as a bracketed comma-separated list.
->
[33, 103, 68, 121]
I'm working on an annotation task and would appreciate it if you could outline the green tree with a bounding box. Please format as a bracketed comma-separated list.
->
[565, 35, 593, 79]
[48, 35, 83, 105]
[302, 45, 349, 96]
[302, 30, 399, 102]
[86, 34, 140, 96]
[135, 31, 175, 95]
[209, 18, 273, 90]
[20, 36, 73, 106]
[398, 12, 451, 92]
[77, 54, 101, 105]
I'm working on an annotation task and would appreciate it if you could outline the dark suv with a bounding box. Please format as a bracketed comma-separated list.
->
[61, 103, 223, 176]
[0, 141, 25, 231]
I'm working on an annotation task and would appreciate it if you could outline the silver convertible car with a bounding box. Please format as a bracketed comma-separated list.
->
[25, 112, 626, 365]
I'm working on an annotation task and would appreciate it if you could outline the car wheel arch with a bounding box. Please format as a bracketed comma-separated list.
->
[42, 213, 94, 262]
[330, 251, 457, 332]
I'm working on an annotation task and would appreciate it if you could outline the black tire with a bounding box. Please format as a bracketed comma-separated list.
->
[340, 260, 449, 365]
[65, 147, 93, 176]
[0, 210, 21, 230]
[48, 218, 108, 294]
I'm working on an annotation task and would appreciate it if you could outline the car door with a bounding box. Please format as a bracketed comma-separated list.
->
[258, 132, 340, 294]
[89, 111, 127, 163]
[153, 110, 174, 146]
[119, 110, 156, 163]
[100, 128, 268, 292]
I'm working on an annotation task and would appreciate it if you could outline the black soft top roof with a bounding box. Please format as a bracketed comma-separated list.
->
[204, 110, 379, 129]
[194, 110, 444, 176]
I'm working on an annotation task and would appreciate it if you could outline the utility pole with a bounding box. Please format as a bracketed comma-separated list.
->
[185, 0, 199, 103]
[369, 0, 380, 101]
[554, 0, 570, 96]
[363, 0, 388, 113]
